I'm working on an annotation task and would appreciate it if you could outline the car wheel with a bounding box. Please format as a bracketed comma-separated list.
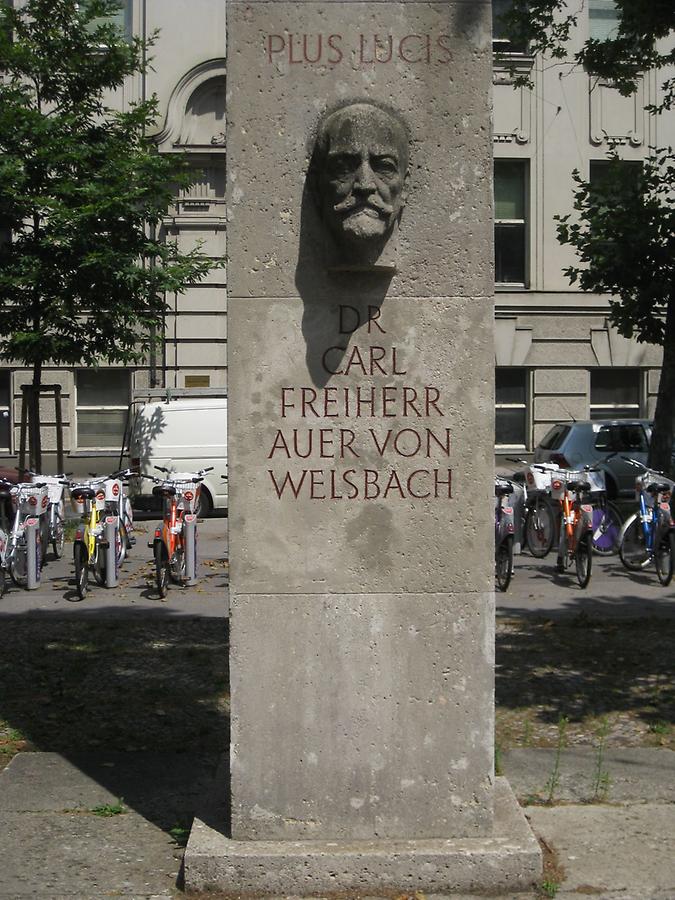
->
[195, 486, 213, 519]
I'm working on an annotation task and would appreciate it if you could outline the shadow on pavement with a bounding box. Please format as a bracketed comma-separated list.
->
[0, 609, 229, 837]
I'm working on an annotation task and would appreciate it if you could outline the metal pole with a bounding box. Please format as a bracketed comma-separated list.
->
[183, 513, 197, 585]
[104, 516, 119, 588]
[25, 517, 40, 590]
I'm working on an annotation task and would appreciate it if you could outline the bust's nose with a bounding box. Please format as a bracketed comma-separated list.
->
[353, 157, 377, 195]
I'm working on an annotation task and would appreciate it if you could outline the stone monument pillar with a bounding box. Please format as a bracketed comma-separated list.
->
[185, 0, 541, 892]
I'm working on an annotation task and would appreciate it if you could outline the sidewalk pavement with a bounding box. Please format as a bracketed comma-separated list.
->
[0, 748, 673, 899]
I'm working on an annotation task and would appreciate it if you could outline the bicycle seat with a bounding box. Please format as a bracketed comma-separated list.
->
[567, 480, 591, 493]
[71, 487, 95, 500]
[494, 484, 512, 498]
[646, 482, 670, 494]
[153, 484, 176, 497]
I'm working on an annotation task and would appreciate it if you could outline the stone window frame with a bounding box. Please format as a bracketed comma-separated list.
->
[0, 370, 11, 454]
[494, 158, 529, 288]
[495, 366, 530, 450]
[74, 368, 131, 452]
[589, 367, 644, 421]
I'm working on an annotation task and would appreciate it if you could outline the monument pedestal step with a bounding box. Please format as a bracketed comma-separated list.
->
[183, 777, 542, 894]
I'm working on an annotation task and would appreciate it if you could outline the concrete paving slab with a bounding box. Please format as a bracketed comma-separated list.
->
[0, 752, 216, 822]
[0, 811, 179, 898]
[527, 803, 675, 898]
[503, 748, 675, 804]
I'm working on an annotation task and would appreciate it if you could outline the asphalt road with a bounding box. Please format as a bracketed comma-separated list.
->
[499, 547, 675, 619]
[0, 513, 229, 618]
[2, 511, 673, 619]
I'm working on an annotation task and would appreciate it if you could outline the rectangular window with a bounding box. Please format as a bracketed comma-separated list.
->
[0, 371, 10, 452]
[492, 0, 527, 53]
[78, 0, 130, 37]
[494, 159, 528, 286]
[76, 369, 130, 450]
[589, 0, 619, 41]
[590, 369, 641, 420]
[496, 368, 528, 448]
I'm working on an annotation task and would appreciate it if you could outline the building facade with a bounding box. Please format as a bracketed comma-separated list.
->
[0, 0, 672, 473]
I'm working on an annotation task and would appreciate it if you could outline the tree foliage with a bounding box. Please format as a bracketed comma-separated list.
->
[556, 151, 674, 346]
[497, 0, 675, 472]
[0, 0, 218, 375]
[498, 0, 675, 110]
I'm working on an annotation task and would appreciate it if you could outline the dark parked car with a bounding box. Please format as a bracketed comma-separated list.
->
[534, 419, 654, 498]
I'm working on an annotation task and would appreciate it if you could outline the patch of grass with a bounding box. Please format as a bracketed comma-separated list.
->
[91, 798, 126, 817]
[496, 618, 675, 750]
[495, 741, 504, 776]
[169, 823, 191, 846]
[648, 720, 670, 735]
[539, 879, 560, 898]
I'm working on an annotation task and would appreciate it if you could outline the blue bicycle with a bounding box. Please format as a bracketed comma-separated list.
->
[618, 457, 675, 586]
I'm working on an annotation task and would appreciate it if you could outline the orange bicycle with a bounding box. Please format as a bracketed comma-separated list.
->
[551, 469, 595, 587]
[145, 466, 212, 597]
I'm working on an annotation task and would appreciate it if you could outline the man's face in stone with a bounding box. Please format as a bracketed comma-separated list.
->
[317, 104, 408, 249]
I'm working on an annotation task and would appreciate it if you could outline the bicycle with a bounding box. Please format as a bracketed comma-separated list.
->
[70, 469, 133, 599]
[551, 469, 595, 588]
[617, 457, 675, 586]
[25, 471, 68, 560]
[146, 466, 213, 598]
[495, 477, 516, 592]
[0, 477, 13, 597]
[0, 478, 50, 591]
[506, 458, 558, 558]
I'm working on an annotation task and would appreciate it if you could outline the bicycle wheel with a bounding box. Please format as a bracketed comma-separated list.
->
[495, 536, 514, 592]
[619, 513, 651, 571]
[155, 541, 169, 598]
[591, 501, 622, 556]
[9, 544, 28, 586]
[118, 520, 128, 565]
[170, 544, 186, 585]
[525, 494, 555, 558]
[51, 501, 65, 559]
[655, 531, 675, 587]
[73, 542, 88, 600]
[92, 544, 106, 586]
[575, 533, 593, 588]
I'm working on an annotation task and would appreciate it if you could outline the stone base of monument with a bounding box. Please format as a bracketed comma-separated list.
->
[183, 777, 542, 894]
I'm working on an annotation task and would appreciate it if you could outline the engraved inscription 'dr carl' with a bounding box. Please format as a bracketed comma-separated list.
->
[309, 100, 410, 272]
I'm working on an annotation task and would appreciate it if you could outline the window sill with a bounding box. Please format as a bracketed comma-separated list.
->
[68, 450, 124, 457]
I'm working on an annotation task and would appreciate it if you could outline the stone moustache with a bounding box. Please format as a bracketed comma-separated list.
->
[309, 100, 410, 269]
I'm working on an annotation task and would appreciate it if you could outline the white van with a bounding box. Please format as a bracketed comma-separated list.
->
[127, 394, 227, 515]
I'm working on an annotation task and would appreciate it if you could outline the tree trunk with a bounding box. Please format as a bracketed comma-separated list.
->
[648, 295, 675, 476]
[30, 360, 43, 474]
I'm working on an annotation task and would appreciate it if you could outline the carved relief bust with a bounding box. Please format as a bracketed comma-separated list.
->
[309, 100, 410, 272]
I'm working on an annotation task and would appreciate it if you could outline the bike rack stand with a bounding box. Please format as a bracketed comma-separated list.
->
[184, 514, 198, 585]
[104, 516, 119, 588]
[25, 517, 40, 590]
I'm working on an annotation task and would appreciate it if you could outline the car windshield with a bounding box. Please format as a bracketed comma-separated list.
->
[594, 424, 648, 453]
[538, 424, 570, 451]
